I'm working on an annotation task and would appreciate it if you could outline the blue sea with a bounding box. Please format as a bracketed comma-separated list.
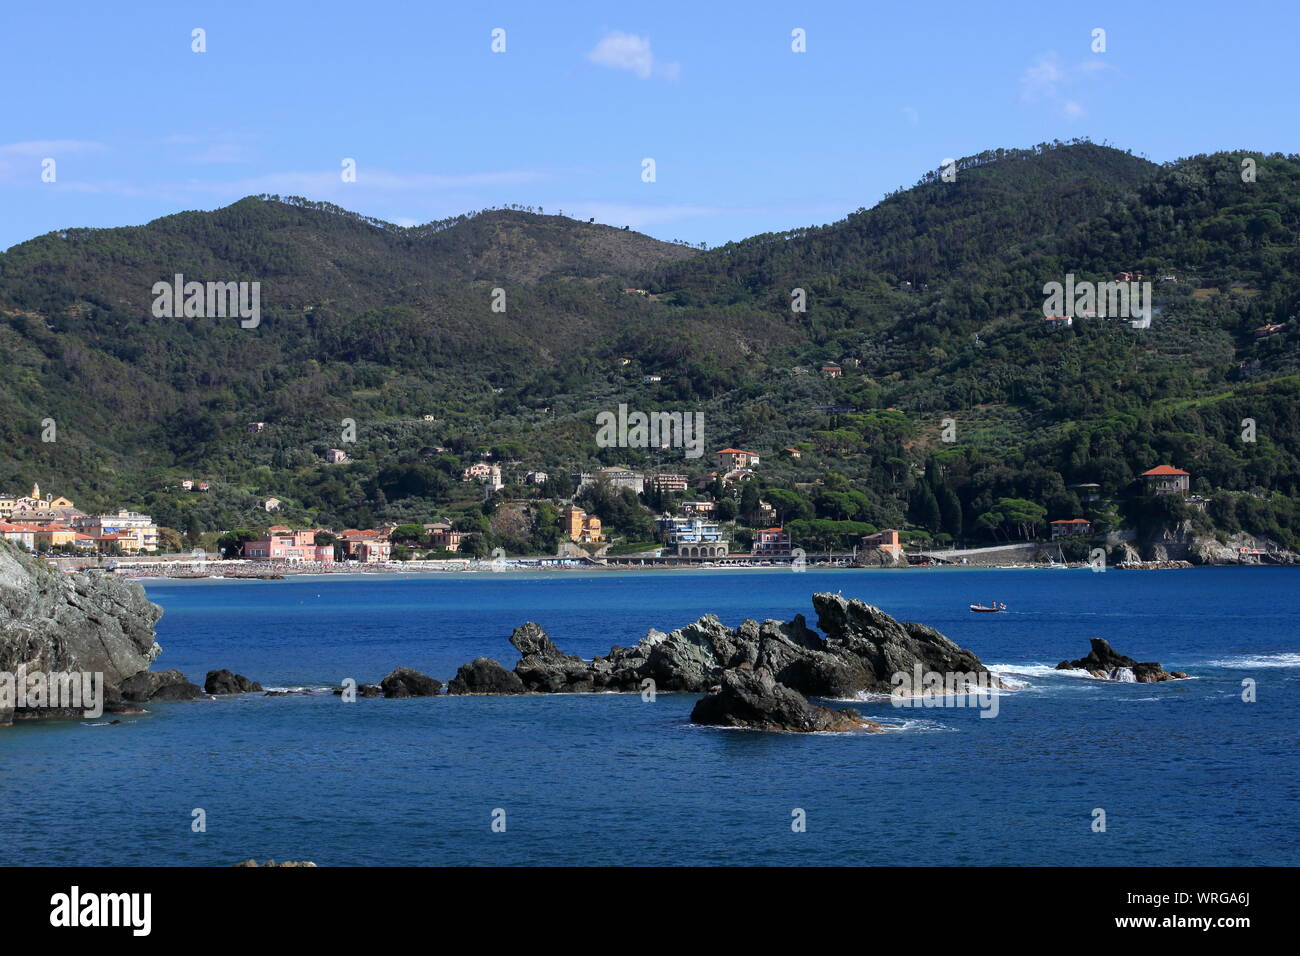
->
[3, 567, 1298, 866]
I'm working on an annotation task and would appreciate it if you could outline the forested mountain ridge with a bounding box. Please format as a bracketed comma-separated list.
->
[1, 141, 1297, 554]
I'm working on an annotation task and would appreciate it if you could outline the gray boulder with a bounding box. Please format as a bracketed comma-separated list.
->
[119, 668, 202, 702]
[690, 666, 879, 733]
[380, 667, 442, 698]
[204, 669, 263, 694]
[447, 657, 525, 695]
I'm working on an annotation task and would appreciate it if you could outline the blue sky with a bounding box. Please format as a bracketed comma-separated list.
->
[2, 0, 1297, 251]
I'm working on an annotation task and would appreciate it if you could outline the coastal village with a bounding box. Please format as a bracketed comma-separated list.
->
[5, 453, 1257, 574]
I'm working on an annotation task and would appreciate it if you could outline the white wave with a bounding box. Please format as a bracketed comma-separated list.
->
[1112, 667, 1138, 683]
[1203, 653, 1300, 669]
[987, 663, 1093, 680]
[868, 715, 959, 733]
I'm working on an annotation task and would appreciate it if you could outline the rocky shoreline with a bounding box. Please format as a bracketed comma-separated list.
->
[2, 540, 1197, 733]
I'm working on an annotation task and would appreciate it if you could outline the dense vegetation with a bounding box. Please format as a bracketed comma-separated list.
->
[2, 141, 1297, 553]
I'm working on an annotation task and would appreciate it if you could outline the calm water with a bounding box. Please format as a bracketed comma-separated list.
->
[2, 567, 1298, 866]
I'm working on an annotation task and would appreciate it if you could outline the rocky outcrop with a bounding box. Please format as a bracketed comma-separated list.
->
[204, 669, 263, 694]
[690, 666, 880, 733]
[447, 657, 525, 695]
[454, 593, 994, 703]
[379, 667, 442, 698]
[119, 668, 202, 702]
[2, 542, 176, 724]
[1116, 559, 1194, 570]
[1056, 638, 1189, 682]
[511, 622, 596, 692]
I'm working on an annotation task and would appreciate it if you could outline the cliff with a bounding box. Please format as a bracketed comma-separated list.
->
[0, 541, 164, 724]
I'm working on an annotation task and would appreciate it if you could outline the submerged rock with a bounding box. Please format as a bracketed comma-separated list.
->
[690, 666, 880, 733]
[447, 657, 525, 695]
[379, 667, 442, 698]
[204, 669, 263, 694]
[1056, 638, 1188, 682]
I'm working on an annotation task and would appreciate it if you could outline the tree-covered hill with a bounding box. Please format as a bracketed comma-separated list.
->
[1, 141, 1297, 553]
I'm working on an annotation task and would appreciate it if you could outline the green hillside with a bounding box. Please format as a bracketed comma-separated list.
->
[1, 141, 1297, 553]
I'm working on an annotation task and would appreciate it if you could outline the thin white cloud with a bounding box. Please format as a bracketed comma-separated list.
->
[1018, 53, 1067, 103]
[1018, 52, 1112, 118]
[587, 31, 680, 81]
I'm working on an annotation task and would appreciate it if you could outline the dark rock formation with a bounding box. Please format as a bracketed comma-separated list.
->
[690, 666, 880, 733]
[447, 657, 525, 695]
[204, 669, 263, 694]
[511, 623, 596, 692]
[470, 593, 994, 700]
[1056, 638, 1189, 682]
[379, 666, 442, 698]
[120, 668, 203, 702]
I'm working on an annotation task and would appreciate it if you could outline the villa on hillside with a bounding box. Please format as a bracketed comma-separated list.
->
[1140, 465, 1190, 495]
[752, 528, 793, 557]
[423, 521, 463, 552]
[716, 448, 760, 470]
[1049, 518, 1092, 539]
[562, 505, 605, 545]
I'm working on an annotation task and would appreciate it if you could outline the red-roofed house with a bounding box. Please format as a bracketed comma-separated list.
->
[716, 448, 760, 470]
[1140, 465, 1190, 496]
[338, 529, 392, 563]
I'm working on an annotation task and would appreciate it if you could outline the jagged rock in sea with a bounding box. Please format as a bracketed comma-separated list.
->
[447, 657, 525, 695]
[689, 666, 881, 733]
[457, 593, 994, 701]
[1, 541, 171, 724]
[1055, 637, 1189, 682]
[379, 666, 442, 698]
[204, 669, 263, 694]
[511, 622, 599, 692]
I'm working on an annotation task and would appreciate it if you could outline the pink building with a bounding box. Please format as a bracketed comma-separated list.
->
[753, 528, 793, 557]
[244, 527, 335, 564]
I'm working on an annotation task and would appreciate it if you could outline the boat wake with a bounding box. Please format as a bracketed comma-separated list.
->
[1202, 652, 1300, 669]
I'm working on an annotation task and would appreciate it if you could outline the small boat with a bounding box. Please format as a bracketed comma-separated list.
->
[969, 602, 1007, 613]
